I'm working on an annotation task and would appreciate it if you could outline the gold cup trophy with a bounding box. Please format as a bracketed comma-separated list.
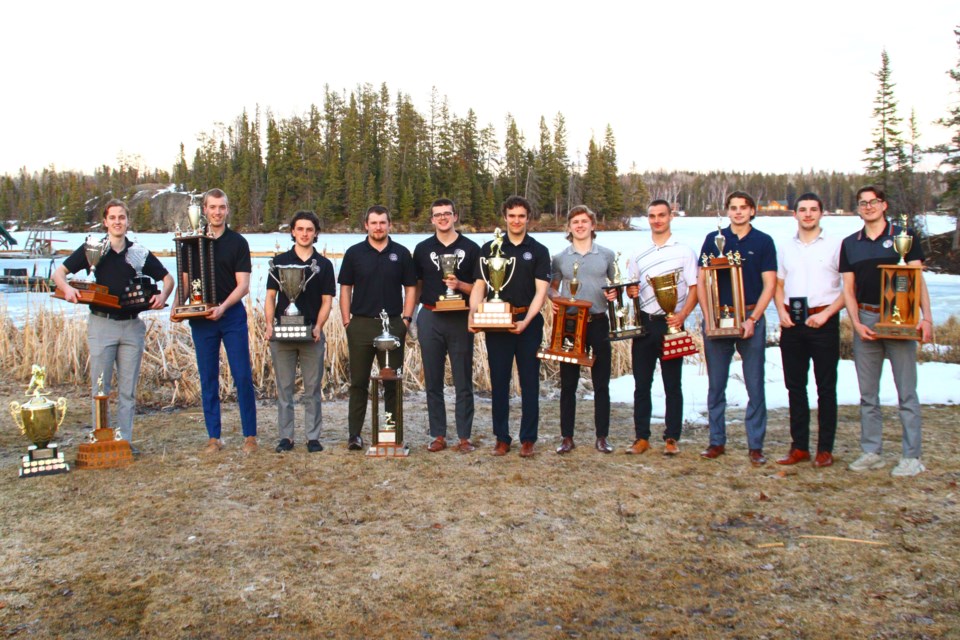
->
[875, 214, 922, 340]
[700, 220, 746, 338]
[647, 269, 699, 360]
[10, 365, 69, 477]
[469, 228, 517, 330]
[537, 262, 595, 366]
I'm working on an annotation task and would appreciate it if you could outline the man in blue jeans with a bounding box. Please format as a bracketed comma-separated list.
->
[173, 188, 258, 454]
[697, 191, 777, 465]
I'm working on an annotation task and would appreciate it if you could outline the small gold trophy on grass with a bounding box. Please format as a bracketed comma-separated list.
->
[75, 375, 133, 469]
[10, 365, 69, 478]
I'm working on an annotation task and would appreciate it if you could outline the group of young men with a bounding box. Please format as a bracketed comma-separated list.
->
[58, 185, 933, 476]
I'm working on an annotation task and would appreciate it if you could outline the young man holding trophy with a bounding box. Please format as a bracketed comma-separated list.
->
[468, 196, 551, 458]
[697, 191, 777, 465]
[548, 205, 618, 454]
[53, 199, 173, 450]
[840, 185, 932, 476]
[413, 198, 481, 453]
[774, 193, 844, 468]
[625, 200, 699, 456]
[265, 211, 336, 453]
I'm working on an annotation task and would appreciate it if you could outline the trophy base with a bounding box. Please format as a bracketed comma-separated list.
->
[662, 333, 699, 361]
[272, 321, 313, 342]
[53, 284, 121, 309]
[172, 303, 215, 320]
[536, 348, 595, 367]
[366, 442, 410, 457]
[76, 432, 134, 470]
[608, 326, 647, 341]
[470, 301, 516, 331]
[119, 279, 159, 312]
[434, 298, 467, 311]
[705, 327, 743, 338]
[873, 323, 921, 341]
[19, 444, 70, 478]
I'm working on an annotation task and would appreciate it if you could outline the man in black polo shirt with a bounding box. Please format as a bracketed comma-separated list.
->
[413, 198, 481, 453]
[53, 198, 173, 449]
[468, 195, 551, 458]
[266, 211, 336, 453]
[840, 185, 932, 477]
[339, 205, 417, 450]
[172, 188, 258, 455]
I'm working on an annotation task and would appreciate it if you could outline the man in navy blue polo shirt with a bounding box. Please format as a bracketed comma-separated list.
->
[339, 205, 417, 451]
[468, 195, 551, 458]
[840, 185, 932, 477]
[697, 191, 777, 465]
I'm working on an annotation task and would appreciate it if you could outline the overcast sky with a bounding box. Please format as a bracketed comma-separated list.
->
[2, 1, 957, 177]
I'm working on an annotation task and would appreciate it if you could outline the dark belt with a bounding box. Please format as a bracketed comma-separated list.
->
[784, 304, 829, 316]
[511, 306, 528, 316]
[91, 309, 137, 321]
[587, 312, 607, 323]
[640, 310, 667, 321]
[858, 303, 881, 313]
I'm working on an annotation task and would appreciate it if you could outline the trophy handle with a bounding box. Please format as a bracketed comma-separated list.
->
[479, 257, 491, 293]
[266, 260, 283, 288]
[55, 397, 67, 428]
[301, 260, 319, 290]
[9, 401, 25, 435]
[501, 257, 516, 292]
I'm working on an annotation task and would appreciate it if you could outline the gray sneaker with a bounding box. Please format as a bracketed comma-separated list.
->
[890, 457, 925, 477]
[848, 452, 885, 472]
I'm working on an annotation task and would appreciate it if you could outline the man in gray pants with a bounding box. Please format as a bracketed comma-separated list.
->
[839, 185, 932, 477]
[265, 211, 336, 453]
[413, 198, 481, 452]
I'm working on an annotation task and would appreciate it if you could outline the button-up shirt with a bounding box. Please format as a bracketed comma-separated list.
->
[777, 230, 842, 308]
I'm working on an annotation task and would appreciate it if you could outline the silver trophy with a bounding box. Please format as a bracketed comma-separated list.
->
[372, 309, 402, 379]
[84, 235, 109, 274]
[601, 251, 645, 340]
[268, 259, 320, 341]
[121, 243, 158, 311]
[186, 194, 204, 236]
[429, 249, 468, 310]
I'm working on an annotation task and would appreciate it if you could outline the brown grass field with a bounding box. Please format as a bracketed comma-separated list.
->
[2, 377, 959, 639]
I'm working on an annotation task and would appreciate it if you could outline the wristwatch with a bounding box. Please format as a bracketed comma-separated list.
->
[402, 315, 413, 322]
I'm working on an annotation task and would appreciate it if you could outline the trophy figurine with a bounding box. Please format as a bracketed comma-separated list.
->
[601, 252, 645, 341]
[172, 194, 217, 320]
[76, 374, 134, 469]
[368, 311, 409, 457]
[431, 250, 468, 311]
[647, 269, 699, 361]
[568, 262, 580, 301]
[52, 235, 121, 308]
[875, 215, 922, 340]
[537, 260, 594, 366]
[119, 242, 160, 312]
[268, 259, 320, 341]
[470, 228, 517, 330]
[10, 365, 69, 477]
[186, 195, 204, 236]
[372, 309, 402, 379]
[701, 220, 746, 338]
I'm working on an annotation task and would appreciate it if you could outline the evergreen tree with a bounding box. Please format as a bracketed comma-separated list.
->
[602, 125, 624, 217]
[863, 50, 906, 197]
[582, 137, 608, 216]
[931, 27, 960, 248]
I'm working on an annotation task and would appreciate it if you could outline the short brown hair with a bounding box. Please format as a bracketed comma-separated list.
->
[102, 198, 129, 219]
[566, 205, 597, 241]
[202, 188, 229, 208]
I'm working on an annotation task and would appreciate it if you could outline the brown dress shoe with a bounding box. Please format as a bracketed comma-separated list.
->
[595, 437, 613, 453]
[776, 448, 810, 465]
[456, 439, 476, 453]
[556, 437, 575, 454]
[700, 444, 725, 459]
[626, 438, 650, 455]
[348, 435, 364, 450]
[749, 449, 767, 466]
[519, 441, 535, 458]
[492, 441, 510, 456]
[663, 438, 680, 456]
[427, 436, 447, 452]
[242, 436, 258, 454]
[202, 438, 222, 454]
[812, 451, 834, 467]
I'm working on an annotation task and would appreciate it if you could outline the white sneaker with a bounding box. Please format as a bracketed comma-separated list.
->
[890, 457, 926, 477]
[848, 452, 885, 472]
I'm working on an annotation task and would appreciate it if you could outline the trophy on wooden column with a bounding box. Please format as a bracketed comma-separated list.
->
[172, 194, 216, 320]
[701, 222, 746, 338]
[431, 250, 468, 311]
[52, 235, 121, 308]
[875, 215, 922, 340]
[10, 365, 69, 478]
[470, 228, 517, 330]
[76, 374, 133, 469]
[268, 259, 320, 341]
[601, 252, 645, 340]
[537, 262, 594, 366]
[647, 269, 699, 360]
[368, 310, 409, 457]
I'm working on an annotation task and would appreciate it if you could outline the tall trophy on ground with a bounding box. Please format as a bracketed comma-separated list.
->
[368, 310, 409, 457]
[470, 228, 517, 330]
[601, 252, 645, 340]
[172, 194, 216, 320]
[537, 262, 595, 366]
[10, 365, 69, 478]
[647, 269, 699, 361]
[701, 220, 746, 337]
[75, 374, 133, 469]
[875, 214, 922, 340]
[430, 250, 468, 311]
[52, 235, 120, 308]
[118, 243, 160, 312]
[268, 259, 320, 341]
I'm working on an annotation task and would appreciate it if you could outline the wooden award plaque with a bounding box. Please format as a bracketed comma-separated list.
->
[536, 298, 594, 367]
[52, 281, 121, 309]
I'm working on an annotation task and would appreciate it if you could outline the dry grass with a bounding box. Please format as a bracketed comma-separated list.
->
[0, 384, 958, 639]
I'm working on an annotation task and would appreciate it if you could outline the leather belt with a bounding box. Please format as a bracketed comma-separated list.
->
[422, 303, 436, 311]
[91, 309, 137, 321]
[512, 306, 528, 315]
[587, 312, 607, 323]
[858, 303, 881, 313]
[784, 304, 829, 315]
[745, 304, 757, 311]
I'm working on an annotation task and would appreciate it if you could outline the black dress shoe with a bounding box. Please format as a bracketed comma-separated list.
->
[595, 437, 613, 453]
[307, 440, 324, 453]
[129, 445, 141, 456]
[556, 437, 575, 454]
[348, 436, 364, 451]
[275, 438, 294, 453]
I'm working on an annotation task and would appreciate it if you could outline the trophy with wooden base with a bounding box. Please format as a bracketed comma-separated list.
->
[76, 375, 134, 469]
[601, 251, 645, 341]
[648, 269, 699, 361]
[10, 365, 70, 478]
[470, 228, 517, 331]
[269, 259, 320, 341]
[701, 228, 746, 338]
[119, 243, 160, 312]
[537, 262, 595, 366]
[52, 235, 121, 309]
[173, 196, 216, 320]
[431, 250, 468, 311]
[368, 311, 409, 457]
[875, 216, 922, 340]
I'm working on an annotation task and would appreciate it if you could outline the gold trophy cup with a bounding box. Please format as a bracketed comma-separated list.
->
[647, 270, 699, 360]
[10, 365, 70, 477]
[470, 228, 517, 330]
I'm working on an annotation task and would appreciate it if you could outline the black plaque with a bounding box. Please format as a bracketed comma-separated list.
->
[789, 297, 809, 324]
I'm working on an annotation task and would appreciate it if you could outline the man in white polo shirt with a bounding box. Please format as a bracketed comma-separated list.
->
[773, 192, 844, 468]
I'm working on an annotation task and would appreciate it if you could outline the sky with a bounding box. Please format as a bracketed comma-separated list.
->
[1, 1, 957, 178]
